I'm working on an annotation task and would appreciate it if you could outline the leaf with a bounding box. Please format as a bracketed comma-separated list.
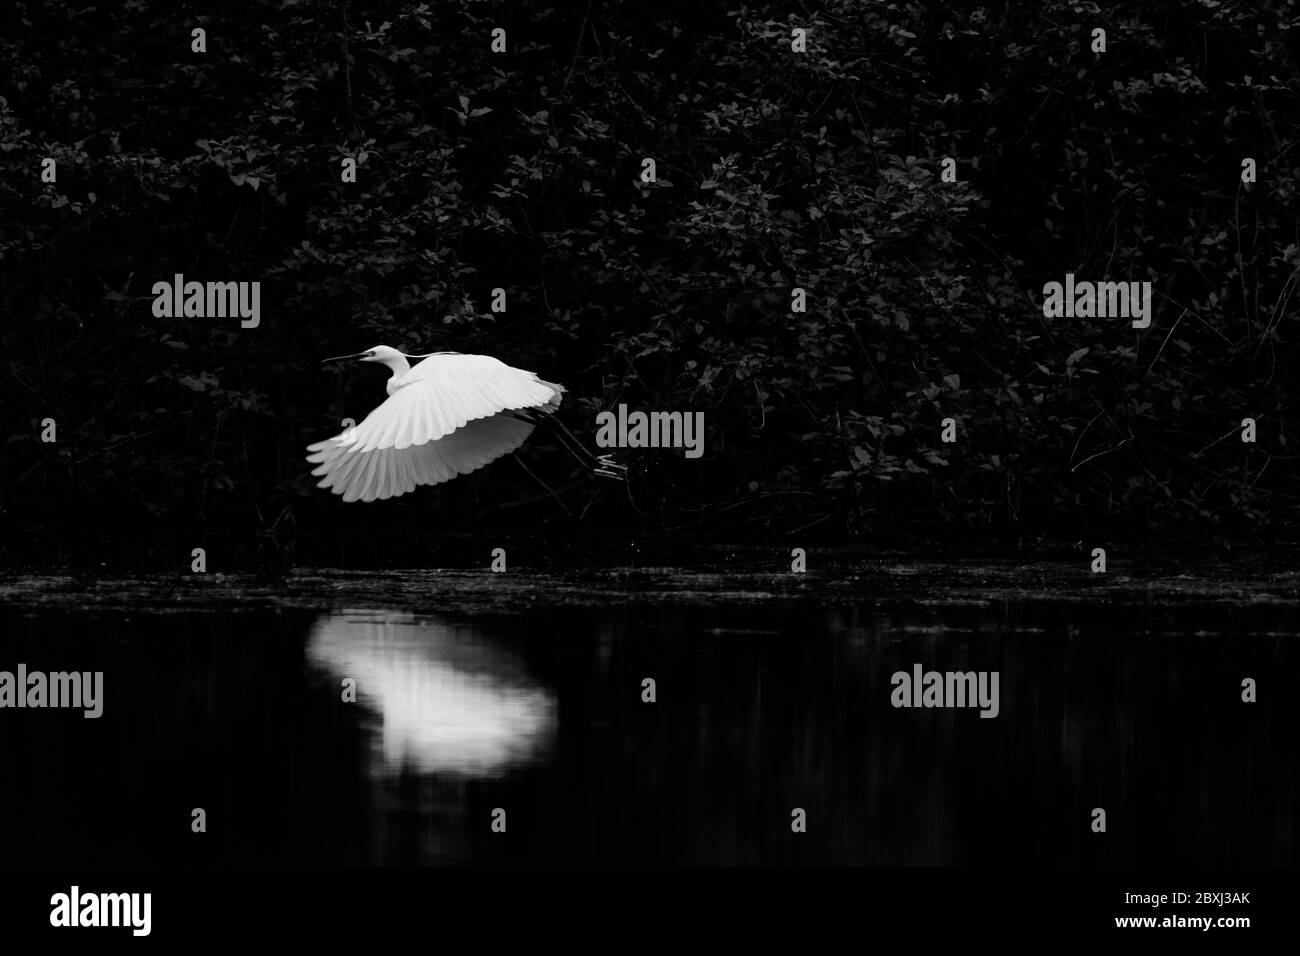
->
[943, 373, 960, 390]
[1066, 347, 1089, 366]
[178, 374, 212, 392]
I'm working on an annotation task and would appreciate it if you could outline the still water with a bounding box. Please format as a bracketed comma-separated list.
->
[0, 563, 1295, 865]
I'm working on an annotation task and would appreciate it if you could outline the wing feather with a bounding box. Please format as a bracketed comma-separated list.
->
[307, 414, 536, 502]
[333, 355, 561, 453]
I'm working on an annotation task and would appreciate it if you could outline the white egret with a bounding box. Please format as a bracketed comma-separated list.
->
[306, 346, 622, 502]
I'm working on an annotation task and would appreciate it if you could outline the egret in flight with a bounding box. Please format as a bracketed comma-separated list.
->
[307, 346, 622, 502]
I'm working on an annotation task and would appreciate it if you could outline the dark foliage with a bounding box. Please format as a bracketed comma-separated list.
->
[2, 0, 1298, 564]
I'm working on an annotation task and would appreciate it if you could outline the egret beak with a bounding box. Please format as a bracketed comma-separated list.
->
[321, 352, 369, 364]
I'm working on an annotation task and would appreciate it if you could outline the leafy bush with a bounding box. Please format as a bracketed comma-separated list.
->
[2, 0, 1297, 559]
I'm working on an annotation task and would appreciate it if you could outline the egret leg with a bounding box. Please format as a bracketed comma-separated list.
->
[511, 411, 626, 480]
[549, 415, 627, 479]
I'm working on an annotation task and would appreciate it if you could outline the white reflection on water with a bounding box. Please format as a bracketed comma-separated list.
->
[307, 611, 557, 778]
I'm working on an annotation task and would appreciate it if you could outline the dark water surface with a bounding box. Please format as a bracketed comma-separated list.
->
[0, 560, 1296, 866]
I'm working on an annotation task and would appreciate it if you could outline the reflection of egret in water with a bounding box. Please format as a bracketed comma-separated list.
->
[307, 611, 557, 778]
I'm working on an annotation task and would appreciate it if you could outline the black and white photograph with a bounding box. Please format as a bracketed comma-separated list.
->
[1, 0, 1296, 942]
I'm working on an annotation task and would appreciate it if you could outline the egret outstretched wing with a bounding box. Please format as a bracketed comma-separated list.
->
[307, 413, 538, 502]
[347, 354, 562, 453]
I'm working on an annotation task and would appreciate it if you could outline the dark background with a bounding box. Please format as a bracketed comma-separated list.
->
[3, 0, 1299, 567]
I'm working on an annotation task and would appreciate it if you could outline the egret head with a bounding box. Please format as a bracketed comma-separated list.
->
[360, 345, 405, 366]
[321, 345, 406, 368]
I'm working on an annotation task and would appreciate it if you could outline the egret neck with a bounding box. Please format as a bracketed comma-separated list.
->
[375, 352, 412, 394]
